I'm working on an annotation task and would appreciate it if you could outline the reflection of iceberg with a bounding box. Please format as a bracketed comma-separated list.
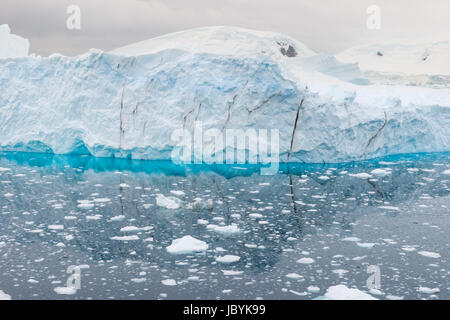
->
[1, 26, 449, 163]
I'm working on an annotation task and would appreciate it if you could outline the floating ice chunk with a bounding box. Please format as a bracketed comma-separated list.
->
[349, 173, 372, 179]
[131, 278, 146, 283]
[166, 235, 208, 254]
[357, 242, 376, 249]
[48, 224, 64, 230]
[307, 286, 320, 293]
[185, 198, 213, 211]
[0, 290, 11, 300]
[386, 295, 404, 300]
[378, 206, 400, 211]
[285, 273, 303, 279]
[156, 194, 182, 209]
[54, 287, 77, 295]
[93, 198, 111, 203]
[402, 246, 417, 252]
[317, 285, 378, 300]
[222, 270, 244, 276]
[110, 235, 140, 241]
[417, 287, 440, 294]
[206, 224, 241, 235]
[0, 167, 11, 172]
[77, 200, 94, 209]
[170, 190, 185, 196]
[370, 168, 391, 176]
[216, 255, 241, 263]
[318, 176, 330, 180]
[342, 237, 361, 242]
[296, 257, 315, 264]
[161, 279, 177, 286]
[418, 251, 441, 258]
[120, 226, 141, 232]
[109, 215, 126, 222]
[443, 169, 450, 175]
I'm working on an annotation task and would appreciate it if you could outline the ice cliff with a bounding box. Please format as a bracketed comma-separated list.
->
[0, 26, 449, 163]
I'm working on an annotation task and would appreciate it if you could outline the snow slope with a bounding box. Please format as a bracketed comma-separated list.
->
[0, 25, 29, 59]
[0, 26, 449, 163]
[337, 41, 450, 88]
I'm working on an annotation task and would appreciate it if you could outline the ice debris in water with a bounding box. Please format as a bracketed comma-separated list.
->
[166, 235, 208, 254]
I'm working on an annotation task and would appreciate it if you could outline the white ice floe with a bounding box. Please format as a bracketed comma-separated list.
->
[370, 168, 391, 176]
[296, 257, 315, 264]
[161, 279, 177, 286]
[54, 287, 77, 295]
[0, 290, 11, 300]
[222, 270, 244, 276]
[285, 273, 303, 279]
[417, 287, 440, 294]
[342, 237, 361, 242]
[215, 255, 241, 263]
[357, 242, 376, 249]
[317, 285, 377, 300]
[349, 173, 372, 179]
[417, 251, 441, 258]
[185, 198, 213, 211]
[307, 286, 320, 293]
[110, 235, 140, 241]
[156, 194, 182, 209]
[206, 224, 241, 235]
[48, 224, 64, 230]
[166, 235, 208, 254]
[170, 190, 185, 196]
[378, 206, 400, 211]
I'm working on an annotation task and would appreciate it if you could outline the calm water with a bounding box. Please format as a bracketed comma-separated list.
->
[0, 152, 449, 300]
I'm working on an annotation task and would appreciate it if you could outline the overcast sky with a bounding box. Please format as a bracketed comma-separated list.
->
[1, 0, 449, 56]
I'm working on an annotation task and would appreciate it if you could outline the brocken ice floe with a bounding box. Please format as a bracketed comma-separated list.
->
[166, 235, 208, 254]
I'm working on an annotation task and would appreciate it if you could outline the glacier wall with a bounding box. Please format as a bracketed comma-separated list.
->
[0, 29, 449, 163]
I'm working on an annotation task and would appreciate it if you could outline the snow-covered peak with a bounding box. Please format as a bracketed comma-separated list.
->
[0, 24, 29, 59]
[110, 26, 316, 59]
[337, 41, 450, 76]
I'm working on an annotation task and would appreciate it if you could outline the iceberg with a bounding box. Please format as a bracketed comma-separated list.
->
[0, 26, 448, 163]
[0, 24, 29, 59]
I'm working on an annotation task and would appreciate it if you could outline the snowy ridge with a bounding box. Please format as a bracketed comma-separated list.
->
[0, 26, 449, 163]
[0, 24, 29, 59]
[337, 41, 450, 88]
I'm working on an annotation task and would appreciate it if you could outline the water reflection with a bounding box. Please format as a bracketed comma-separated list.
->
[0, 152, 448, 299]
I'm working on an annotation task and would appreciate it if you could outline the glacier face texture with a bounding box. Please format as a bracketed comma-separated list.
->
[0, 26, 449, 163]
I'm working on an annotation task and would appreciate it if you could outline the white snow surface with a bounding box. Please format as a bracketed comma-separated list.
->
[1, 26, 449, 163]
[0, 25, 29, 59]
[337, 41, 450, 76]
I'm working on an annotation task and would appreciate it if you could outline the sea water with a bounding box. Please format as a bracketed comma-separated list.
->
[0, 152, 448, 299]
